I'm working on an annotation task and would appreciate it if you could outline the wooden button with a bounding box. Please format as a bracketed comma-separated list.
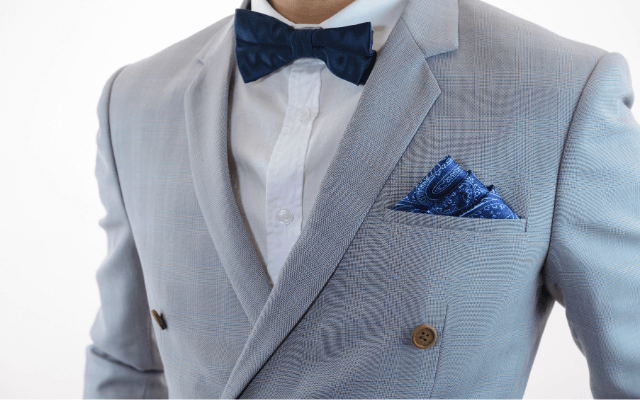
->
[151, 309, 167, 330]
[411, 324, 436, 349]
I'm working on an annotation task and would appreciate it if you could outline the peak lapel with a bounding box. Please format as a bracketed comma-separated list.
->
[184, 18, 272, 326]
[222, 0, 459, 397]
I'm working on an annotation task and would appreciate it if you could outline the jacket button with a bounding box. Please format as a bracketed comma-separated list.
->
[151, 309, 167, 330]
[411, 324, 436, 349]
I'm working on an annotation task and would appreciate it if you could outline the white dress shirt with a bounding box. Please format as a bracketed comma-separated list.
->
[228, 0, 408, 287]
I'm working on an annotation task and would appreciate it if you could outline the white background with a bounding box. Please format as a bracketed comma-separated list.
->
[0, 1, 638, 398]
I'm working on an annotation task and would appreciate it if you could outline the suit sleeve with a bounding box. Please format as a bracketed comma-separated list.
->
[83, 66, 168, 399]
[543, 51, 640, 399]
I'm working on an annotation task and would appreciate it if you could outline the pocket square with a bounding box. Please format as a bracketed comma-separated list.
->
[391, 156, 520, 219]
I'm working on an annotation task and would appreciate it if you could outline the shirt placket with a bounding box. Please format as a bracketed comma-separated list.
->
[265, 59, 322, 284]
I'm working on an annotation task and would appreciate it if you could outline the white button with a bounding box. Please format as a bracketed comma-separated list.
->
[276, 209, 294, 224]
[295, 107, 311, 121]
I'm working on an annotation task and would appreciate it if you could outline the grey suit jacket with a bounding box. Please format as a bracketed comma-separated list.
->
[83, 0, 640, 397]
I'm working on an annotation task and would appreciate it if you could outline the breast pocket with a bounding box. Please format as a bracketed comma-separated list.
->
[382, 205, 529, 300]
[382, 206, 529, 295]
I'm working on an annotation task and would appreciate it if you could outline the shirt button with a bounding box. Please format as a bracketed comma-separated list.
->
[295, 106, 311, 121]
[276, 209, 294, 224]
[411, 324, 436, 349]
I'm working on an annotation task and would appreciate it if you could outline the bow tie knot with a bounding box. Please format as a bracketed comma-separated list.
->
[234, 9, 377, 85]
[291, 28, 318, 58]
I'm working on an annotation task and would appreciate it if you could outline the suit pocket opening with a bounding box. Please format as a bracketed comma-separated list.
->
[383, 206, 528, 234]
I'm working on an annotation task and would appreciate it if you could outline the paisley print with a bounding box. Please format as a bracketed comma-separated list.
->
[391, 156, 519, 219]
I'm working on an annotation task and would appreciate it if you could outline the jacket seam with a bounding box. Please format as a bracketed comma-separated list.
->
[544, 50, 610, 264]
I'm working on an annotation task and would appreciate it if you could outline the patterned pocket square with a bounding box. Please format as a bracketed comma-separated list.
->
[391, 156, 520, 219]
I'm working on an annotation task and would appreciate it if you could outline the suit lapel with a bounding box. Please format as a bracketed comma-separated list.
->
[220, 0, 459, 397]
[184, 18, 273, 326]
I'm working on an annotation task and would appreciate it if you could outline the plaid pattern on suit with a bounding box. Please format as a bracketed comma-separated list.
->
[83, 0, 640, 397]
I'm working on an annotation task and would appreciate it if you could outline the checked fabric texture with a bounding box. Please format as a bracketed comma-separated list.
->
[83, 0, 640, 398]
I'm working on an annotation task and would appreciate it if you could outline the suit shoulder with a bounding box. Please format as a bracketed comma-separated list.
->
[113, 13, 234, 86]
[102, 13, 235, 133]
[458, 0, 608, 65]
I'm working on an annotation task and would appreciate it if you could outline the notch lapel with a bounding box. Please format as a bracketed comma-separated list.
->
[184, 18, 273, 326]
[222, 0, 459, 397]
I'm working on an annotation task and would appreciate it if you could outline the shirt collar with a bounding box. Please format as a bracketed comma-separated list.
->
[250, 0, 409, 51]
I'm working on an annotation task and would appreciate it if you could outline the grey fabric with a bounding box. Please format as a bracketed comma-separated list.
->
[84, 0, 640, 398]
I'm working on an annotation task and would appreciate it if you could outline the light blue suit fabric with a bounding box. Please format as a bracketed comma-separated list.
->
[83, 0, 640, 398]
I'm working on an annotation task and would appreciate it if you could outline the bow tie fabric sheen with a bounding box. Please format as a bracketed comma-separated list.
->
[234, 9, 377, 85]
[392, 156, 520, 219]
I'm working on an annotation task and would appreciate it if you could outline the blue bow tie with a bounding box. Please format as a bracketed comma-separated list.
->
[234, 9, 377, 85]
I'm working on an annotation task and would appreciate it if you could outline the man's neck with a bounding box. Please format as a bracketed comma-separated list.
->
[267, 0, 357, 24]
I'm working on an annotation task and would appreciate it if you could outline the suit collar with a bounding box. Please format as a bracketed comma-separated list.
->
[185, 0, 458, 397]
[195, 16, 233, 65]
[402, 0, 459, 58]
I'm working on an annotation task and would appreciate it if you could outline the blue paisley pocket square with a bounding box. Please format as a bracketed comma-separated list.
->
[391, 155, 520, 219]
